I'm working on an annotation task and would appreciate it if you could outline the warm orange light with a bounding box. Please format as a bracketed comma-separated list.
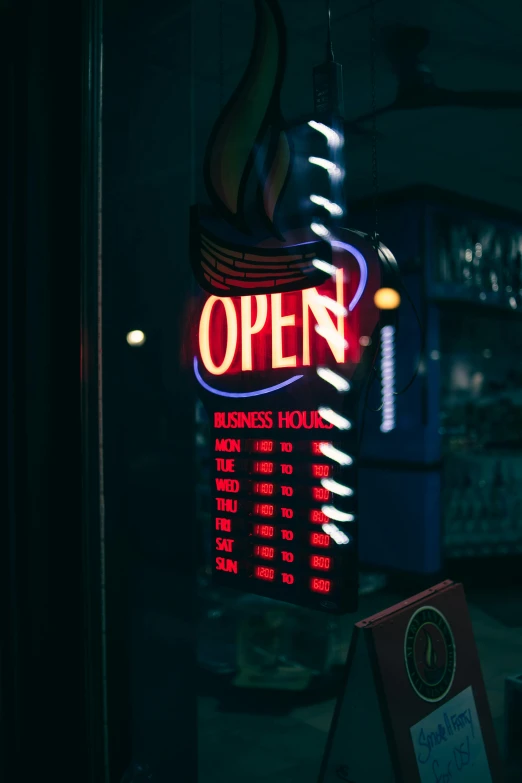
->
[271, 294, 296, 368]
[302, 269, 345, 365]
[241, 295, 268, 371]
[199, 296, 238, 375]
[374, 287, 401, 310]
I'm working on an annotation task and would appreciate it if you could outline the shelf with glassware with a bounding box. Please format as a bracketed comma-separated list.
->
[429, 212, 522, 312]
[442, 450, 522, 559]
[439, 302, 522, 557]
[347, 187, 522, 574]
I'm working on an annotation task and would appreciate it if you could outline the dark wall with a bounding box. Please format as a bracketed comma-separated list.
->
[6, 1, 100, 781]
[103, 1, 197, 780]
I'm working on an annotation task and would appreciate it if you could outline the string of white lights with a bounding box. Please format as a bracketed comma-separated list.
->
[308, 124, 356, 539]
[308, 120, 343, 148]
[316, 294, 347, 317]
[321, 506, 355, 523]
[316, 367, 350, 392]
[321, 522, 350, 545]
[310, 194, 344, 216]
[321, 478, 354, 497]
[314, 324, 348, 352]
[380, 324, 396, 432]
[310, 221, 330, 238]
[318, 406, 351, 430]
[312, 258, 337, 276]
[308, 157, 343, 181]
[319, 442, 353, 465]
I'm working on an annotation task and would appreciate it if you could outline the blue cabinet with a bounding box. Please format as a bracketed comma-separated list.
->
[351, 187, 522, 575]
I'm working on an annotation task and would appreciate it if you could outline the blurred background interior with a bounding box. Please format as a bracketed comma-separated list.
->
[106, 0, 522, 781]
[6, 0, 522, 782]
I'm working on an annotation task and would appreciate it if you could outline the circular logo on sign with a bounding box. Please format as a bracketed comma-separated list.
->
[404, 606, 456, 702]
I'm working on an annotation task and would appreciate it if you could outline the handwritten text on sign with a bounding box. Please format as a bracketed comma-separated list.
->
[410, 686, 492, 783]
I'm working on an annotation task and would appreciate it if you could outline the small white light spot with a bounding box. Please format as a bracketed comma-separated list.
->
[465, 249, 472, 262]
[312, 259, 338, 276]
[319, 443, 353, 466]
[127, 330, 146, 347]
[359, 336, 371, 347]
[308, 157, 343, 180]
[308, 121, 343, 148]
[479, 292, 487, 301]
[310, 222, 330, 238]
[430, 350, 440, 361]
[509, 297, 517, 309]
[318, 407, 351, 430]
[322, 523, 350, 545]
[321, 478, 354, 497]
[321, 506, 355, 523]
[317, 366, 350, 391]
[310, 195, 344, 216]
[315, 324, 348, 350]
[482, 349, 492, 359]
[317, 295, 348, 317]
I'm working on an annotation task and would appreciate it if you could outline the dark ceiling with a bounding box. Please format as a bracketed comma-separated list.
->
[190, 0, 522, 213]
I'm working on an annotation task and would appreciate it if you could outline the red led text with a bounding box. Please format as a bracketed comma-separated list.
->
[253, 440, 274, 453]
[215, 557, 238, 574]
[215, 517, 232, 532]
[215, 478, 240, 493]
[310, 555, 331, 571]
[253, 461, 274, 474]
[310, 509, 329, 523]
[312, 441, 329, 455]
[216, 538, 234, 553]
[253, 503, 274, 517]
[253, 524, 274, 538]
[312, 464, 331, 478]
[278, 411, 334, 430]
[282, 551, 294, 563]
[214, 411, 273, 429]
[310, 532, 330, 547]
[310, 577, 331, 594]
[215, 458, 235, 472]
[281, 529, 294, 541]
[216, 498, 237, 513]
[312, 486, 330, 501]
[282, 573, 294, 584]
[254, 566, 275, 581]
[253, 482, 274, 496]
[215, 438, 241, 452]
[254, 545, 275, 559]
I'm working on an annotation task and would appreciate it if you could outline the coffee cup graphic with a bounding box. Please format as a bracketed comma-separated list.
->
[190, 0, 332, 296]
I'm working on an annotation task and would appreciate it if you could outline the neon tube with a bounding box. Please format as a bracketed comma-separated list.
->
[193, 357, 303, 398]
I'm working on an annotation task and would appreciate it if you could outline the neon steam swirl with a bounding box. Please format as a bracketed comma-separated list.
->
[330, 240, 368, 312]
[193, 356, 303, 398]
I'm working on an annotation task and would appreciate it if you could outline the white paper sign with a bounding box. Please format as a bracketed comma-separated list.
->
[410, 686, 493, 783]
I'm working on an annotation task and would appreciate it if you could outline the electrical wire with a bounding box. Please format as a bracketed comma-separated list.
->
[219, 2, 224, 109]
[369, 0, 379, 246]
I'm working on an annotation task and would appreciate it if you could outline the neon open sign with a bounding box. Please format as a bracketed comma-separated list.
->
[199, 269, 347, 375]
[194, 241, 375, 386]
